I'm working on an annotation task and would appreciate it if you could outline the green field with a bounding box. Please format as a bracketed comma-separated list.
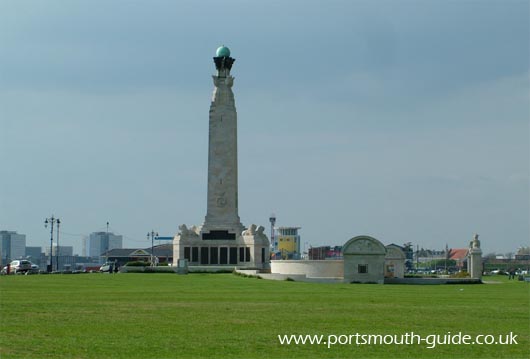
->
[0, 273, 528, 359]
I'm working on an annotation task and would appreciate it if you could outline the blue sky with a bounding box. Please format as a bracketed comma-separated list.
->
[1, 0, 528, 255]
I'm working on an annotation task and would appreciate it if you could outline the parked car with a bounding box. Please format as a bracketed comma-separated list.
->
[30, 263, 39, 274]
[1, 260, 32, 274]
[490, 269, 508, 275]
[99, 262, 114, 273]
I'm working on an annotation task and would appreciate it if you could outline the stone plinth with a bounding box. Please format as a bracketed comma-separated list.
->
[173, 224, 269, 270]
[468, 234, 483, 279]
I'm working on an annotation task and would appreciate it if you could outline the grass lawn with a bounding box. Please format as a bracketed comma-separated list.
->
[0, 273, 528, 359]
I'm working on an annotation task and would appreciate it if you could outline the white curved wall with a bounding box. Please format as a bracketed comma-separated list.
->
[271, 260, 343, 278]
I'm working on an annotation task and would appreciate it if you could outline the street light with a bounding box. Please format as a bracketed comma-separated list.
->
[44, 216, 60, 273]
[105, 221, 110, 263]
[147, 230, 158, 267]
[56, 218, 61, 271]
[269, 213, 276, 252]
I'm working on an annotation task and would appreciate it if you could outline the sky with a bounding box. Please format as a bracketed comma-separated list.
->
[1, 0, 528, 256]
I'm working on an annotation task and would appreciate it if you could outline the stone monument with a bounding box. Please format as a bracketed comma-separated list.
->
[468, 233, 483, 279]
[343, 235, 386, 284]
[173, 46, 270, 270]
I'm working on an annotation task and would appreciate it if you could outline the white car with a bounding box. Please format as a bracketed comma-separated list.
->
[30, 264, 39, 274]
[99, 262, 115, 273]
[1, 260, 32, 274]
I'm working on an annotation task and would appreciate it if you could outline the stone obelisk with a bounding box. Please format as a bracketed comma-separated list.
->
[173, 46, 269, 270]
[201, 45, 244, 240]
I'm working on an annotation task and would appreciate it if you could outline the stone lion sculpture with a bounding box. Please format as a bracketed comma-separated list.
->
[179, 224, 190, 236]
[242, 224, 267, 241]
[179, 224, 199, 238]
[255, 225, 266, 239]
[242, 224, 257, 236]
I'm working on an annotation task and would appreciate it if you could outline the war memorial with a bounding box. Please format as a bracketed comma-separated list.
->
[172, 46, 270, 270]
[171, 46, 484, 284]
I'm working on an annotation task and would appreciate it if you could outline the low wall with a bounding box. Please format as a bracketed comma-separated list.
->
[270, 260, 343, 278]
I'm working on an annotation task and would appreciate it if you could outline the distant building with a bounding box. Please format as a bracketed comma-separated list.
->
[25, 246, 42, 262]
[0, 230, 26, 263]
[308, 246, 343, 260]
[515, 247, 530, 260]
[415, 248, 446, 266]
[85, 232, 123, 258]
[45, 245, 74, 256]
[102, 244, 173, 267]
[59, 255, 100, 271]
[275, 227, 301, 259]
[448, 248, 469, 269]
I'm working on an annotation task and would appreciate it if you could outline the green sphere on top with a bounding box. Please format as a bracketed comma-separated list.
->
[216, 45, 231, 57]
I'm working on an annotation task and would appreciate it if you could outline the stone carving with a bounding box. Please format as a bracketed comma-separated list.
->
[213, 76, 234, 88]
[179, 224, 200, 239]
[471, 233, 480, 249]
[241, 224, 267, 241]
[242, 224, 257, 236]
[256, 225, 265, 235]
[216, 192, 227, 207]
[190, 225, 200, 235]
[344, 236, 386, 255]
[350, 239, 374, 253]
[468, 233, 483, 279]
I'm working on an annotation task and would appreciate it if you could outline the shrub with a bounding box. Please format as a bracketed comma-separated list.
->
[233, 271, 250, 278]
[125, 261, 150, 267]
[144, 266, 176, 273]
[451, 271, 470, 278]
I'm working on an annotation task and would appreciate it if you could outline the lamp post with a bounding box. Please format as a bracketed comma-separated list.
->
[56, 219, 61, 271]
[105, 221, 110, 255]
[147, 230, 158, 267]
[269, 214, 276, 252]
[44, 216, 60, 273]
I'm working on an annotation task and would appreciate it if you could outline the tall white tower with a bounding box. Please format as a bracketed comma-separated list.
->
[173, 46, 270, 270]
[201, 45, 244, 239]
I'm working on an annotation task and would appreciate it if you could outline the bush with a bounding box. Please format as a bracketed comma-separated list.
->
[233, 271, 250, 278]
[121, 266, 176, 273]
[451, 271, 470, 278]
[125, 261, 150, 267]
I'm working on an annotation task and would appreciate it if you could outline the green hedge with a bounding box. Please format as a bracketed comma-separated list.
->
[125, 261, 150, 267]
[450, 271, 470, 278]
[120, 266, 177, 273]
